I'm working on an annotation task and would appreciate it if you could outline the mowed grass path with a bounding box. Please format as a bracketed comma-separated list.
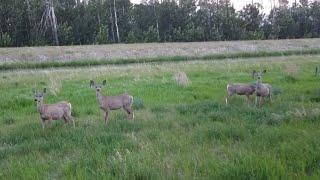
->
[0, 55, 320, 179]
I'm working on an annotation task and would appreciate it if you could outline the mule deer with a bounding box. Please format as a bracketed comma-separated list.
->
[34, 88, 74, 129]
[90, 80, 134, 124]
[225, 83, 256, 105]
[253, 70, 271, 107]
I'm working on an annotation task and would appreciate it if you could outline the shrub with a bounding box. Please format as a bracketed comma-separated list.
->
[0, 33, 12, 47]
[3, 117, 15, 125]
[173, 71, 190, 87]
[133, 98, 144, 110]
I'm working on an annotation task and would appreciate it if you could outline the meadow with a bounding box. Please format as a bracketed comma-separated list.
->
[0, 54, 320, 179]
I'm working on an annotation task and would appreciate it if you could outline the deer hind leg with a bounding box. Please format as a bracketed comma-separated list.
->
[246, 95, 251, 106]
[225, 93, 233, 106]
[48, 117, 53, 128]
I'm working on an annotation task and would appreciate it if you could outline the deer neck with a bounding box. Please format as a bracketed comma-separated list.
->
[256, 79, 263, 90]
[37, 100, 45, 115]
[96, 91, 106, 106]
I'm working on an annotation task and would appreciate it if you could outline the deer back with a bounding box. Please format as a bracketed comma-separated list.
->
[40, 102, 71, 120]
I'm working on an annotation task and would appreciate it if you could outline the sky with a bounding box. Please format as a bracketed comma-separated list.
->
[129, 0, 308, 13]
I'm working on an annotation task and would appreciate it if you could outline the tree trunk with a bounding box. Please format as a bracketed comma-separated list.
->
[25, 0, 33, 42]
[114, 0, 120, 43]
[153, 4, 160, 41]
[109, 2, 115, 42]
[50, 6, 59, 46]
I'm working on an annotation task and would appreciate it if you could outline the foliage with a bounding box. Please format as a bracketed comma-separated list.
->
[1, 1, 320, 46]
[95, 24, 109, 44]
[0, 33, 12, 47]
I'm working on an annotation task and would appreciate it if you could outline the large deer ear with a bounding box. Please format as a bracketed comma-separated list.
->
[252, 70, 256, 79]
[90, 80, 95, 87]
[43, 88, 47, 94]
[102, 80, 107, 86]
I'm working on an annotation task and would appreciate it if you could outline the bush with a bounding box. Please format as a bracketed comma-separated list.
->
[3, 116, 15, 125]
[133, 98, 144, 110]
[144, 26, 159, 43]
[95, 24, 109, 44]
[0, 33, 13, 47]
[58, 23, 75, 45]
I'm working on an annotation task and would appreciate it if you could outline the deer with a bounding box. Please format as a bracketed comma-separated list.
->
[225, 83, 256, 105]
[34, 88, 74, 129]
[90, 80, 134, 124]
[253, 70, 272, 107]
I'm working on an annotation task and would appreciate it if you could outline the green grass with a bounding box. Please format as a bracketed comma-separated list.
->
[0, 55, 320, 179]
[1, 48, 320, 71]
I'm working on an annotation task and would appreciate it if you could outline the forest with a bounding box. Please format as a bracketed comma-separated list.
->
[1, 0, 320, 47]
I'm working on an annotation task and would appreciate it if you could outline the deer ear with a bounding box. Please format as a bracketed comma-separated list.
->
[32, 88, 36, 94]
[102, 80, 107, 86]
[90, 80, 95, 87]
[252, 70, 256, 79]
[43, 88, 47, 93]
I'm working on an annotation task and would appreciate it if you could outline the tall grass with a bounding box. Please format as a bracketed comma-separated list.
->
[1, 49, 320, 71]
[0, 55, 320, 178]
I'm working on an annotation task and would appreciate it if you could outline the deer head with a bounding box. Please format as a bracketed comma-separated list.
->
[34, 88, 47, 103]
[90, 80, 107, 92]
[253, 70, 267, 82]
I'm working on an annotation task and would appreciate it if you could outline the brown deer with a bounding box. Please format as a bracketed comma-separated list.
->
[253, 70, 272, 107]
[225, 83, 256, 105]
[34, 88, 74, 129]
[90, 80, 134, 124]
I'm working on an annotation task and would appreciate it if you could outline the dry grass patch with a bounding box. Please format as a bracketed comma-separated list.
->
[173, 71, 190, 87]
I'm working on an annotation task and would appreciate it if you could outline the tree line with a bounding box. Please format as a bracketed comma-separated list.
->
[1, 0, 320, 47]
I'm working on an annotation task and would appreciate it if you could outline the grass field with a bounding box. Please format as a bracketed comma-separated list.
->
[1, 38, 320, 64]
[0, 54, 320, 179]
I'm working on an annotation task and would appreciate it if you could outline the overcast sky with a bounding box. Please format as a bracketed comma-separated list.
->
[130, 0, 305, 13]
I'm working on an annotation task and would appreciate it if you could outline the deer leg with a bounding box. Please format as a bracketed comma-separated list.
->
[48, 117, 53, 128]
[246, 95, 250, 106]
[41, 119, 45, 130]
[268, 94, 272, 105]
[259, 97, 264, 108]
[225, 93, 232, 105]
[225, 95, 228, 105]
[123, 106, 131, 120]
[104, 111, 109, 125]
[71, 117, 75, 128]
[124, 106, 134, 120]
[65, 115, 75, 128]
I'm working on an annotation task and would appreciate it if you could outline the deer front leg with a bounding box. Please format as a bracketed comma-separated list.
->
[104, 111, 109, 125]
[41, 119, 45, 130]
[123, 106, 134, 120]
[259, 97, 264, 108]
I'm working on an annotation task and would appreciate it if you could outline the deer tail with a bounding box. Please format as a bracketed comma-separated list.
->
[68, 102, 72, 110]
[130, 96, 134, 105]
